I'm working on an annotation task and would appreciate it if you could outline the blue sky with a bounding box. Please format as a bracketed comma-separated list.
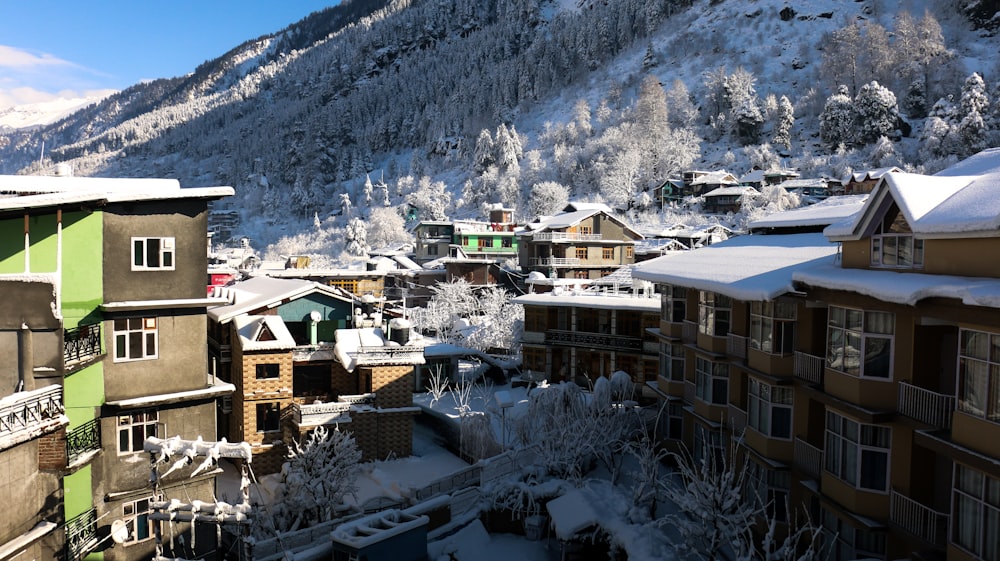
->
[0, 1, 336, 107]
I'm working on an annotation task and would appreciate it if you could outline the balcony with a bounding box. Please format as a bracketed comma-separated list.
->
[532, 232, 604, 242]
[0, 385, 64, 446]
[529, 257, 581, 267]
[63, 324, 102, 371]
[292, 342, 337, 362]
[292, 401, 352, 427]
[729, 406, 747, 435]
[338, 393, 376, 406]
[793, 351, 824, 385]
[352, 345, 425, 366]
[898, 382, 954, 429]
[794, 437, 823, 480]
[545, 329, 642, 352]
[66, 418, 101, 465]
[889, 490, 948, 547]
[681, 320, 697, 344]
[727, 333, 748, 360]
[65, 508, 99, 561]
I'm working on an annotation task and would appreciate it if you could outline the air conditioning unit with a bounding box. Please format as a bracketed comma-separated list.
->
[220, 396, 233, 414]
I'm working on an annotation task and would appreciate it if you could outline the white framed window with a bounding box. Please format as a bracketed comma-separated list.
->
[746, 462, 790, 522]
[659, 341, 685, 382]
[747, 378, 792, 439]
[826, 306, 894, 379]
[957, 329, 1000, 423]
[698, 291, 731, 336]
[113, 317, 158, 362]
[820, 509, 886, 561]
[660, 285, 687, 323]
[750, 301, 795, 355]
[122, 495, 161, 544]
[870, 204, 923, 269]
[132, 237, 175, 270]
[118, 410, 160, 455]
[952, 464, 1000, 561]
[824, 410, 890, 492]
[695, 356, 729, 405]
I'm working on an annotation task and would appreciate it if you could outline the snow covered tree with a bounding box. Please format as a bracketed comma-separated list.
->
[339, 192, 353, 219]
[405, 176, 451, 221]
[665, 78, 699, 128]
[853, 80, 899, 145]
[772, 95, 794, 151]
[268, 426, 361, 533]
[528, 181, 569, 218]
[819, 85, 855, 147]
[955, 72, 991, 157]
[463, 286, 523, 353]
[473, 129, 495, 172]
[723, 67, 763, 144]
[573, 99, 593, 138]
[495, 123, 520, 171]
[345, 217, 370, 256]
[821, 22, 862, 94]
[362, 173, 374, 209]
[366, 207, 411, 249]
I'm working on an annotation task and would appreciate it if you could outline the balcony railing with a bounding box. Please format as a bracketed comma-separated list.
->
[292, 401, 352, 426]
[0, 385, 64, 442]
[729, 406, 747, 435]
[890, 489, 948, 547]
[794, 437, 823, 480]
[64, 324, 102, 369]
[338, 393, 376, 406]
[66, 418, 101, 465]
[898, 382, 955, 429]
[545, 329, 642, 351]
[727, 333, 748, 360]
[353, 345, 425, 366]
[529, 257, 581, 267]
[532, 232, 604, 242]
[65, 508, 99, 561]
[292, 342, 337, 362]
[681, 320, 698, 344]
[793, 351, 825, 385]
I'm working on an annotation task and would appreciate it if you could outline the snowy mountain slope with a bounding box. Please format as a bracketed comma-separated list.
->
[0, 0, 996, 252]
[0, 94, 110, 131]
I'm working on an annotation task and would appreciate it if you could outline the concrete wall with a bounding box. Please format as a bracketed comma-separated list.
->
[0, 438, 63, 557]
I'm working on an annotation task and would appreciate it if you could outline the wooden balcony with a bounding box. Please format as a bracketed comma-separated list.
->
[793, 351, 824, 385]
[0, 385, 65, 448]
[545, 329, 642, 352]
[898, 382, 954, 429]
[890, 489, 948, 547]
[532, 232, 604, 242]
[794, 437, 823, 480]
[727, 333, 748, 361]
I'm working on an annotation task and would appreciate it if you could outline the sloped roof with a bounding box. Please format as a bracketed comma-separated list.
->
[703, 185, 754, 198]
[632, 233, 837, 301]
[749, 195, 867, 231]
[778, 178, 829, 190]
[0, 174, 232, 212]
[209, 276, 355, 323]
[233, 315, 297, 351]
[523, 205, 643, 240]
[843, 166, 902, 184]
[690, 170, 738, 185]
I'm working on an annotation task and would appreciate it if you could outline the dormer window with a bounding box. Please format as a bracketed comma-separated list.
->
[870, 205, 923, 269]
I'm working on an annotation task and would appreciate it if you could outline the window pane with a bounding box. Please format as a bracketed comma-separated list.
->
[829, 306, 845, 328]
[960, 359, 989, 416]
[134, 240, 144, 266]
[772, 407, 791, 439]
[128, 332, 143, 359]
[882, 236, 897, 266]
[146, 238, 160, 267]
[846, 309, 863, 330]
[163, 251, 173, 268]
[863, 336, 892, 378]
[145, 332, 156, 357]
[132, 426, 145, 451]
[844, 332, 861, 375]
[963, 330, 990, 360]
[119, 429, 129, 452]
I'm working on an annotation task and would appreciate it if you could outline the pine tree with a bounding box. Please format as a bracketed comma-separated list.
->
[955, 72, 991, 157]
[854, 80, 899, 145]
[772, 95, 795, 152]
[345, 217, 370, 256]
[820, 85, 856, 147]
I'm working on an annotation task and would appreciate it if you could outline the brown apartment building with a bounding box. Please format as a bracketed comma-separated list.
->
[633, 151, 1000, 561]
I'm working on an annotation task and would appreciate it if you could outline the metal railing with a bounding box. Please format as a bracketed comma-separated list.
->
[529, 257, 581, 267]
[794, 437, 823, 480]
[353, 345, 425, 366]
[532, 232, 604, 242]
[64, 324, 102, 368]
[727, 333, 748, 360]
[898, 382, 955, 429]
[793, 351, 825, 385]
[66, 418, 101, 465]
[0, 385, 63, 441]
[890, 489, 948, 547]
[545, 329, 642, 351]
[338, 393, 376, 406]
[291, 401, 352, 426]
[65, 508, 99, 561]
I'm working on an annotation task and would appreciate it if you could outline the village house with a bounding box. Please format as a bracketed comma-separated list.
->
[840, 166, 903, 195]
[633, 149, 1000, 561]
[701, 185, 757, 215]
[0, 172, 234, 561]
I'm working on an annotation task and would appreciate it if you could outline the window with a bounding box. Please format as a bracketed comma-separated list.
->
[502, 237, 513, 248]
[118, 410, 160, 454]
[656, 400, 684, 441]
[824, 410, 890, 492]
[871, 204, 923, 269]
[113, 317, 158, 362]
[957, 329, 1000, 422]
[132, 237, 175, 270]
[461, 236, 470, 246]
[661, 285, 687, 323]
[256, 402, 281, 433]
[953, 464, 1000, 561]
[426, 244, 439, 256]
[695, 356, 729, 404]
[574, 271, 589, 279]
[575, 247, 587, 260]
[602, 247, 614, 260]
[659, 342, 685, 382]
[256, 363, 280, 379]
[820, 510, 886, 561]
[826, 306, 894, 379]
[626, 246, 634, 259]
[746, 462, 790, 522]
[748, 379, 793, 439]
[123, 496, 158, 544]
[693, 425, 724, 466]
[750, 301, 796, 355]
[579, 226, 592, 236]
[478, 237, 494, 248]
[698, 292, 731, 336]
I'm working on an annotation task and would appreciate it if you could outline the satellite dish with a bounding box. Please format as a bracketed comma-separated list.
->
[110, 519, 129, 544]
[309, 310, 322, 322]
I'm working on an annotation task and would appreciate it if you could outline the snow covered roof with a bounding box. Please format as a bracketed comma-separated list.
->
[105, 382, 235, 409]
[778, 177, 829, 189]
[546, 489, 600, 540]
[513, 291, 660, 311]
[233, 315, 297, 351]
[739, 169, 766, 184]
[702, 185, 754, 197]
[208, 276, 354, 323]
[0, 174, 233, 212]
[632, 233, 837, 301]
[934, 147, 1000, 177]
[563, 201, 613, 213]
[748, 195, 867, 231]
[522, 205, 642, 240]
[334, 328, 424, 371]
[793, 262, 1000, 309]
[843, 166, 902, 184]
[824, 170, 1000, 240]
[590, 265, 635, 287]
[690, 170, 738, 185]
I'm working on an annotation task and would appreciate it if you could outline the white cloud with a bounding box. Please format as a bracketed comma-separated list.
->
[0, 45, 116, 110]
[0, 45, 74, 69]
